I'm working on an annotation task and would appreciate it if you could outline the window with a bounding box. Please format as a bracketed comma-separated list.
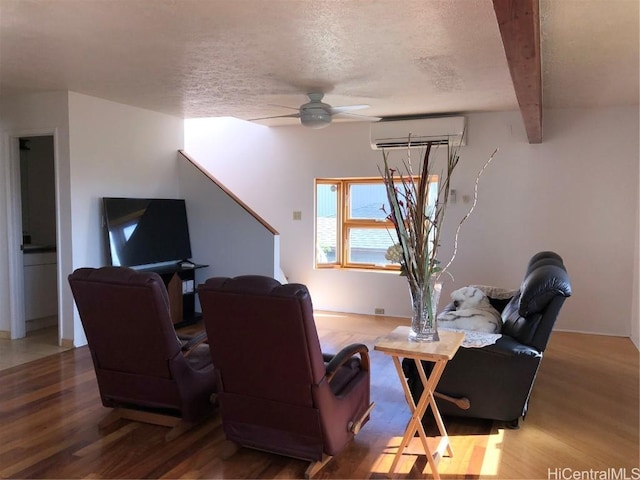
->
[315, 176, 438, 271]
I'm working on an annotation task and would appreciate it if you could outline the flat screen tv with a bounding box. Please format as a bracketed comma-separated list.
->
[102, 197, 192, 268]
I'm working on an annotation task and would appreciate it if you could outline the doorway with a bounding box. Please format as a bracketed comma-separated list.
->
[17, 135, 59, 346]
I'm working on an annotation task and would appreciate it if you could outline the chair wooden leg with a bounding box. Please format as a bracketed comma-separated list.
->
[305, 454, 333, 479]
[164, 420, 195, 441]
[98, 408, 124, 429]
[98, 408, 197, 441]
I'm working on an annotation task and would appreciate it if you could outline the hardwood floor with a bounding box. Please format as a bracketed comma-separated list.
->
[0, 312, 637, 479]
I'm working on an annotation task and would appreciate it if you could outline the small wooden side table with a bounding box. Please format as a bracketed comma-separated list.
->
[374, 326, 465, 479]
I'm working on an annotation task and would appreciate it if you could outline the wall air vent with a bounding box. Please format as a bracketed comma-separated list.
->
[370, 116, 466, 150]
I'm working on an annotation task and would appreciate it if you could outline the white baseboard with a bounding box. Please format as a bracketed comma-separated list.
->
[553, 327, 631, 338]
[553, 327, 638, 351]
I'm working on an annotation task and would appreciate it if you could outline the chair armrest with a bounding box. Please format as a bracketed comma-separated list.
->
[481, 336, 541, 358]
[179, 330, 208, 357]
[325, 343, 370, 383]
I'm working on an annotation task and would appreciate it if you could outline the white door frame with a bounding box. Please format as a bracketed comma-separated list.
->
[6, 129, 59, 341]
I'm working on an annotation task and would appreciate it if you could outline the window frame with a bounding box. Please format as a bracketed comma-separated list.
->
[315, 179, 343, 267]
[315, 175, 437, 272]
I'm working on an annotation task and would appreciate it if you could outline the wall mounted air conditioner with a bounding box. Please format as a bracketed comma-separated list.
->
[370, 116, 466, 150]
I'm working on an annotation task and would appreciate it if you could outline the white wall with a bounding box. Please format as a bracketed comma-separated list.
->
[67, 92, 184, 345]
[0, 91, 185, 344]
[177, 156, 279, 282]
[0, 91, 71, 340]
[185, 106, 639, 338]
[3, 99, 636, 343]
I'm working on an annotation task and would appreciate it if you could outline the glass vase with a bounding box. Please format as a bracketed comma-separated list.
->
[408, 275, 442, 342]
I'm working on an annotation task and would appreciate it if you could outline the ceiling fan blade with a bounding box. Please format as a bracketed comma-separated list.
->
[333, 111, 382, 121]
[267, 103, 300, 111]
[329, 104, 370, 114]
[249, 113, 301, 121]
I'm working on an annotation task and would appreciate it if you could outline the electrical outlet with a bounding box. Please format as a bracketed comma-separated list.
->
[374, 308, 385, 315]
[292, 211, 302, 220]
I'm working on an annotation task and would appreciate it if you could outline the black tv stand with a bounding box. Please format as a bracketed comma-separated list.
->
[138, 263, 208, 326]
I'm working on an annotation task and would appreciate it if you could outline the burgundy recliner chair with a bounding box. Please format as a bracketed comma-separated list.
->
[68, 266, 217, 440]
[198, 275, 374, 478]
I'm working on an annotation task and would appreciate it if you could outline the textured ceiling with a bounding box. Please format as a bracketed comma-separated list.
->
[0, 0, 637, 126]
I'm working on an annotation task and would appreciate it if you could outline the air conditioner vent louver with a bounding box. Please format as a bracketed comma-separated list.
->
[370, 116, 466, 150]
[374, 137, 452, 149]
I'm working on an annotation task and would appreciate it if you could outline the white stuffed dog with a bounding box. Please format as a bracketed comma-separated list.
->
[437, 286, 502, 333]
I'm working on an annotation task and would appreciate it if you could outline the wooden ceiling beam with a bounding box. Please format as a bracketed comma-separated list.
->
[493, 0, 543, 144]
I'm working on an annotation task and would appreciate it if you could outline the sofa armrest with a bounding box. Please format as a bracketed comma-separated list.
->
[481, 336, 541, 358]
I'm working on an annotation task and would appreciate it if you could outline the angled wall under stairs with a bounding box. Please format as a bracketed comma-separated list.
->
[177, 151, 280, 286]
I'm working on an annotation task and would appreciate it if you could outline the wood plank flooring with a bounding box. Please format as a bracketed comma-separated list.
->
[0, 312, 638, 479]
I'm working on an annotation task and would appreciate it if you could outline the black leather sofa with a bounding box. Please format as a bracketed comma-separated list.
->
[402, 251, 572, 427]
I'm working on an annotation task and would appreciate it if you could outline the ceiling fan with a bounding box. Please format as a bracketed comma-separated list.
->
[250, 92, 381, 129]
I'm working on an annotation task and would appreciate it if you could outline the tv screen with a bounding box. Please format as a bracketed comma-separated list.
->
[102, 197, 192, 268]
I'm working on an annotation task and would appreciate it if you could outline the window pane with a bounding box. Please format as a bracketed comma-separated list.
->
[349, 183, 390, 220]
[427, 179, 438, 215]
[316, 183, 338, 264]
[347, 227, 398, 265]
[315, 176, 437, 271]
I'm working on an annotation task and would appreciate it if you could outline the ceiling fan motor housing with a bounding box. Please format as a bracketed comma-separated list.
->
[300, 105, 332, 129]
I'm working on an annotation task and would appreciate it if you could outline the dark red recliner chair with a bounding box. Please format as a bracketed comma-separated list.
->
[198, 275, 374, 478]
[68, 266, 217, 440]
